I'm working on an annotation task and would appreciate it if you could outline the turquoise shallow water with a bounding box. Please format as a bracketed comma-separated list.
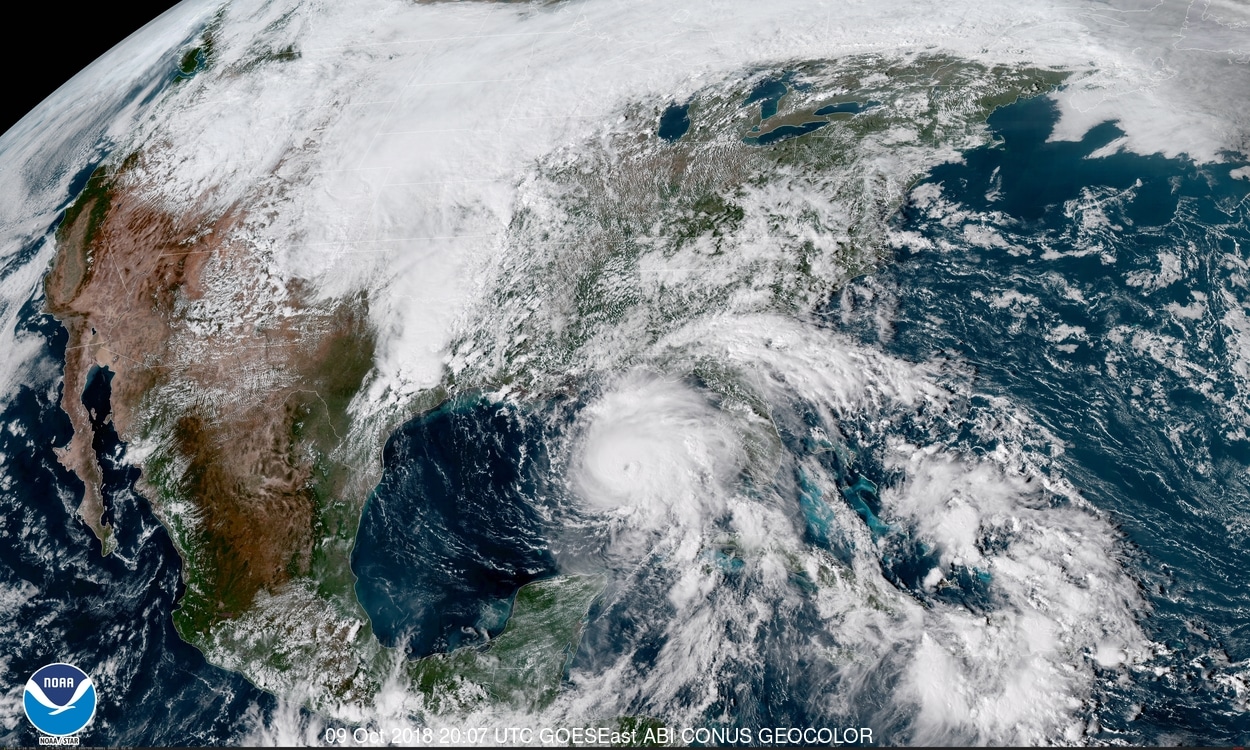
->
[2, 89, 1248, 744]
[353, 94, 1250, 742]
[833, 93, 1250, 743]
[352, 396, 557, 656]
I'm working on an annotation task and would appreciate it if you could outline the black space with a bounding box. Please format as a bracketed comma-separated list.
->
[0, 1, 183, 138]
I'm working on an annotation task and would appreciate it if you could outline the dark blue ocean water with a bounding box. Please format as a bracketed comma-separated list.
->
[833, 93, 1250, 744]
[351, 93, 1250, 742]
[0, 41, 297, 742]
[0, 289, 274, 746]
[351, 397, 558, 656]
[7, 87, 1250, 745]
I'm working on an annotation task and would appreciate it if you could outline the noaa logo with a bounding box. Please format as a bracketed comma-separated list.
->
[23, 663, 96, 737]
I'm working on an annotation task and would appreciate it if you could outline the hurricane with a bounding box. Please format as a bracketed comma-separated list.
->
[1, 0, 1249, 746]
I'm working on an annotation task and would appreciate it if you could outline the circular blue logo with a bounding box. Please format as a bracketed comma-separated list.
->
[23, 663, 96, 737]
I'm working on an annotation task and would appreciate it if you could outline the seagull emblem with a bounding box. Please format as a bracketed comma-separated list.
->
[25, 678, 91, 715]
